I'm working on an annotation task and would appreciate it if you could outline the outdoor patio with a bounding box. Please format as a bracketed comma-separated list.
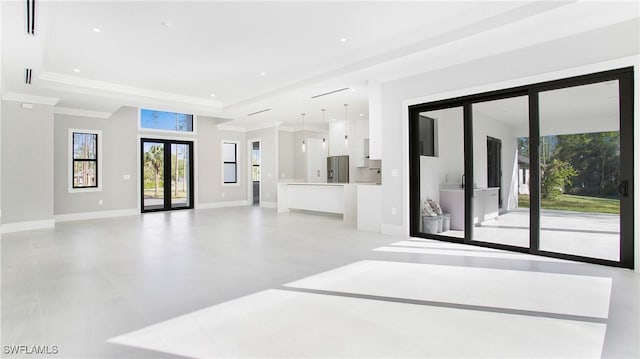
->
[442, 208, 619, 261]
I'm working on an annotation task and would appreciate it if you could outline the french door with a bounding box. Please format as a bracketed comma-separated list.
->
[409, 67, 634, 268]
[141, 138, 194, 212]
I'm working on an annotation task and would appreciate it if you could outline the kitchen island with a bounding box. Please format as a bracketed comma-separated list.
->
[277, 183, 357, 223]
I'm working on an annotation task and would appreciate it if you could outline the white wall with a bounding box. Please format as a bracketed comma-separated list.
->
[419, 107, 464, 206]
[378, 21, 639, 237]
[1, 101, 54, 225]
[54, 108, 138, 215]
[472, 114, 519, 211]
[198, 118, 247, 205]
[278, 130, 294, 180]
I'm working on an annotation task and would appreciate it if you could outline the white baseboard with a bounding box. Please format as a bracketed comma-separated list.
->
[260, 201, 277, 209]
[2, 219, 56, 234]
[55, 208, 139, 223]
[381, 224, 408, 237]
[197, 200, 251, 209]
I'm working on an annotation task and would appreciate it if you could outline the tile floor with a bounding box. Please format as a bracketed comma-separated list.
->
[1, 206, 638, 358]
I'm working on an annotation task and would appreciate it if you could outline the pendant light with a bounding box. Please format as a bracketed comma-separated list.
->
[301, 113, 306, 152]
[343, 104, 349, 148]
[321, 109, 326, 150]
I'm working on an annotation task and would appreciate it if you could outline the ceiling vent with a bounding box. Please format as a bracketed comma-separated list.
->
[26, 0, 36, 35]
[311, 87, 350, 99]
[248, 108, 271, 116]
[25, 68, 33, 84]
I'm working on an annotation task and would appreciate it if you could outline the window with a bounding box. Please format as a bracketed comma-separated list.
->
[223, 142, 238, 184]
[69, 129, 102, 192]
[418, 115, 437, 156]
[140, 109, 194, 132]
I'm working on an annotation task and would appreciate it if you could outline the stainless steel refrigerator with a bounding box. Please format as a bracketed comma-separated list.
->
[327, 156, 349, 183]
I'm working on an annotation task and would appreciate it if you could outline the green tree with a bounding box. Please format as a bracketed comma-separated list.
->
[542, 159, 577, 200]
[144, 145, 164, 197]
[553, 132, 619, 197]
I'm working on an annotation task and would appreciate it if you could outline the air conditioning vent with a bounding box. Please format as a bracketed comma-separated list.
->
[247, 108, 271, 116]
[25, 68, 33, 84]
[311, 87, 350, 99]
[26, 0, 36, 35]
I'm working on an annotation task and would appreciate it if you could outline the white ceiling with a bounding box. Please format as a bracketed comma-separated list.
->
[1, 1, 638, 129]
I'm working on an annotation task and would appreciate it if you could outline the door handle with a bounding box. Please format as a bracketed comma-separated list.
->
[618, 180, 629, 197]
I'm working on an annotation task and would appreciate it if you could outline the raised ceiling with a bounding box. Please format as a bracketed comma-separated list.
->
[1, 1, 638, 129]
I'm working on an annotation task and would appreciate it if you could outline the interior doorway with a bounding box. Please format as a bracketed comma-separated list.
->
[141, 138, 194, 212]
[487, 136, 502, 208]
[250, 140, 261, 205]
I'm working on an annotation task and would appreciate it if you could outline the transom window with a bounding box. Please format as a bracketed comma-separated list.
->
[140, 109, 194, 132]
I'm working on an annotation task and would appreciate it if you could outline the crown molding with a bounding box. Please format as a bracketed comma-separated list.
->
[247, 121, 283, 132]
[2, 92, 59, 106]
[216, 124, 247, 132]
[54, 107, 112, 119]
[278, 125, 296, 132]
[39, 71, 223, 109]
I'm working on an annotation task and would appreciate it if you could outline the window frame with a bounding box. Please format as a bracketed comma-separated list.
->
[68, 129, 103, 193]
[138, 108, 198, 135]
[222, 140, 240, 186]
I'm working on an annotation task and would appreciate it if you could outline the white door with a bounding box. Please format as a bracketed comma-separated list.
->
[306, 138, 326, 183]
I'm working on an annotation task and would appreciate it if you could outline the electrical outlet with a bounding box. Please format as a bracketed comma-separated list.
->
[122, 174, 131, 180]
[266, 192, 270, 197]
[98, 199, 103, 206]
[391, 207, 397, 215]
[222, 192, 225, 198]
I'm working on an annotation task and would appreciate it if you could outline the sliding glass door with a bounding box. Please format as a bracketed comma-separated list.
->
[470, 95, 530, 248]
[409, 67, 634, 268]
[141, 138, 194, 212]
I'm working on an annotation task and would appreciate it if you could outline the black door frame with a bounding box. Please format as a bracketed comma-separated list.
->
[408, 67, 634, 269]
[141, 138, 195, 213]
[487, 136, 502, 208]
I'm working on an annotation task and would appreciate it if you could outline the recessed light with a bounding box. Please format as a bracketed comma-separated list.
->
[359, 113, 364, 117]
[331, 118, 336, 122]
[210, 93, 216, 97]
[73, 68, 80, 73]
[92, 28, 101, 33]
[260, 72, 267, 76]
[351, 89, 356, 92]
[339, 38, 347, 43]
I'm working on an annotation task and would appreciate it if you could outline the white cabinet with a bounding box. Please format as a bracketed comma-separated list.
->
[355, 119, 369, 167]
[439, 188, 499, 231]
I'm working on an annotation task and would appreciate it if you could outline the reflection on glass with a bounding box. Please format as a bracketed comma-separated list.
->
[539, 81, 620, 261]
[143, 142, 165, 210]
[171, 144, 190, 208]
[418, 107, 464, 239]
[471, 96, 529, 247]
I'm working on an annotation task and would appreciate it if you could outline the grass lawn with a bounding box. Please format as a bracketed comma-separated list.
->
[518, 194, 619, 214]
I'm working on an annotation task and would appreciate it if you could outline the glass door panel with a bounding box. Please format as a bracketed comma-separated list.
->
[142, 139, 193, 212]
[143, 141, 165, 211]
[538, 81, 620, 261]
[171, 143, 190, 208]
[417, 106, 465, 239]
[471, 96, 530, 247]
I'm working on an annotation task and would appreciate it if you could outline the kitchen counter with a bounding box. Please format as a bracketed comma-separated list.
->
[439, 187, 499, 230]
[277, 183, 356, 223]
